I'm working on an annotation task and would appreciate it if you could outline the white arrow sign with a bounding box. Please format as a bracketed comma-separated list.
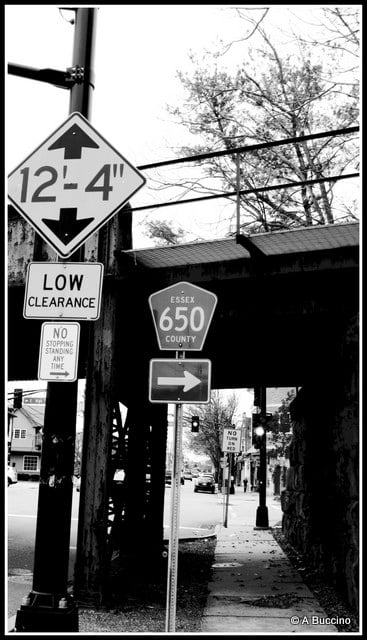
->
[157, 370, 201, 392]
[8, 112, 146, 258]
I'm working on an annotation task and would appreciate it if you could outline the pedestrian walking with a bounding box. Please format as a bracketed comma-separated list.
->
[243, 478, 248, 492]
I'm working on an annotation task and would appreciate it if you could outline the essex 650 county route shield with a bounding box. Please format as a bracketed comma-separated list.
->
[149, 359, 211, 404]
[7, 112, 146, 258]
[149, 282, 217, 351]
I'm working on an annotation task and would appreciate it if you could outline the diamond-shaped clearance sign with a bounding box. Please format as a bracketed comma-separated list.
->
[7, 112, 146, 258]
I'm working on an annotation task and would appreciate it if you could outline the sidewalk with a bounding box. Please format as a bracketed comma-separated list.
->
[201, 520, 338, 633]
[8, 490, 340, 634]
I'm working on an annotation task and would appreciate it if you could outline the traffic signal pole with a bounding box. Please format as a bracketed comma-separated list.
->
[14, 8, 97, 632]
[255, 385, 269, 529]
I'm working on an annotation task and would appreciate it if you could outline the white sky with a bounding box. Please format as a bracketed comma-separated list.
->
[6, 4, 360, 247]
[5, 4, 249, 245]
[5, 4, 359, 418]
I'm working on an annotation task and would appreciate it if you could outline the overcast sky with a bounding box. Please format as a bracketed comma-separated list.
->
[6, 5, 248, 245]
[6, 5, 359, 413]
[7, 4, 358, 247]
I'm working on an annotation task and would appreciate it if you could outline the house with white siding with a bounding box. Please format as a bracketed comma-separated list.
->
[8, 392, 45, 479]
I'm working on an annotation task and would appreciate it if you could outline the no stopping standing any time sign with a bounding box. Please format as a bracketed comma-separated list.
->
[7, 112, 146, 258]
[38, 322, 80, 383]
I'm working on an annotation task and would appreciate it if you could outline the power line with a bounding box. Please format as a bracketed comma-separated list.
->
[137, 126, 359, 171]
[7, 388, 47, 400]
[130, 172, 359, 213]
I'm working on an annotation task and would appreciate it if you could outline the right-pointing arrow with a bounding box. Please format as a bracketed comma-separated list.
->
[157, 370, 201, 392]
[49, 371, 70, 377]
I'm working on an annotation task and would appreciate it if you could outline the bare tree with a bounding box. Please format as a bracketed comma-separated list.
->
[150, 7, 359, 234]
[184, 390, 239, 481]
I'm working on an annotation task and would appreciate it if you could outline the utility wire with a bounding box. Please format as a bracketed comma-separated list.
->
[8, 389, 47, 400]
[130, 172, 359, 213]
[137, 126, 359, 171]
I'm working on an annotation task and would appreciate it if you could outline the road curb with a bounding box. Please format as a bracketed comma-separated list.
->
[163, 528, 218, 543]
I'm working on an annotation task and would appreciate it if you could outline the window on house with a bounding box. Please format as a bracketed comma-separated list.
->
[23, 456, 38, 471]
[14, 429, 27, 439]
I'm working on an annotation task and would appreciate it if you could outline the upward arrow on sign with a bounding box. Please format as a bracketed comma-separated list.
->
[48, 124, 99, 159]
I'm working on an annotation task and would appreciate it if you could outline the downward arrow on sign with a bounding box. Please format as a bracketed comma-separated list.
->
[42, 208, 94, 244]
[157, 370, 201, 392]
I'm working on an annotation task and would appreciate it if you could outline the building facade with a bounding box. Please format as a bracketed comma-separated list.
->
[8, 393, 45, 479]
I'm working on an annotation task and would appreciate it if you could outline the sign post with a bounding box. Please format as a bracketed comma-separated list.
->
[165, 399, 183, 632]
[222, 427, 241, 528]
[148, 281, 217, 633]
[13, 8, 99, 633]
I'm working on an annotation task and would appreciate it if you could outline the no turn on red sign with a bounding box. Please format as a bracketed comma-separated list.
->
[222, 427, 242, 453]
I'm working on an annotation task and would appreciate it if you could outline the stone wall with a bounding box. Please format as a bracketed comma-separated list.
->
[281, 313, 359, 611]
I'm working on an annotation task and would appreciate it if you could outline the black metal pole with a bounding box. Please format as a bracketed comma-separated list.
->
[14, 8, 97, 632]
[68, 7, 97, 116]
[223, 454, 231, 528]
[255, 386, 269, 528]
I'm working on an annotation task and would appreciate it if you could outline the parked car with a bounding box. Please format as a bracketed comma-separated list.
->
[183, 470, 193, 481]
[7, 465, 18, 486]
[191, 469, 199, 478]
[194, 473, 216, 493]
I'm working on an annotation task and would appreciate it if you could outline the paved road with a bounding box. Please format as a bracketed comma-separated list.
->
[7, 481, 79, 619]
[7, 480, 282, 619]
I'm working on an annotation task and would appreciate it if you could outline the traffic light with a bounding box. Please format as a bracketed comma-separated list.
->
[191, 416, 200, 432]
[252, 413, 272, 448]
[252, 414, 263, 449]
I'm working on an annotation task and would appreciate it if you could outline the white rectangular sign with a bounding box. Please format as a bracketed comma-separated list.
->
[38, 322, 80, 382]
[222, 427, 241, 453]
[23, 262, 104, 320]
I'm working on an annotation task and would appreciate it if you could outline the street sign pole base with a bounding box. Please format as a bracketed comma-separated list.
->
[255, 506, 269, 529]
[14, 592, 78, 632]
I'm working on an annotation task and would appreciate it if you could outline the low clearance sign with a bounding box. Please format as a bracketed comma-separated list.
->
[23, 262, 104, 321]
